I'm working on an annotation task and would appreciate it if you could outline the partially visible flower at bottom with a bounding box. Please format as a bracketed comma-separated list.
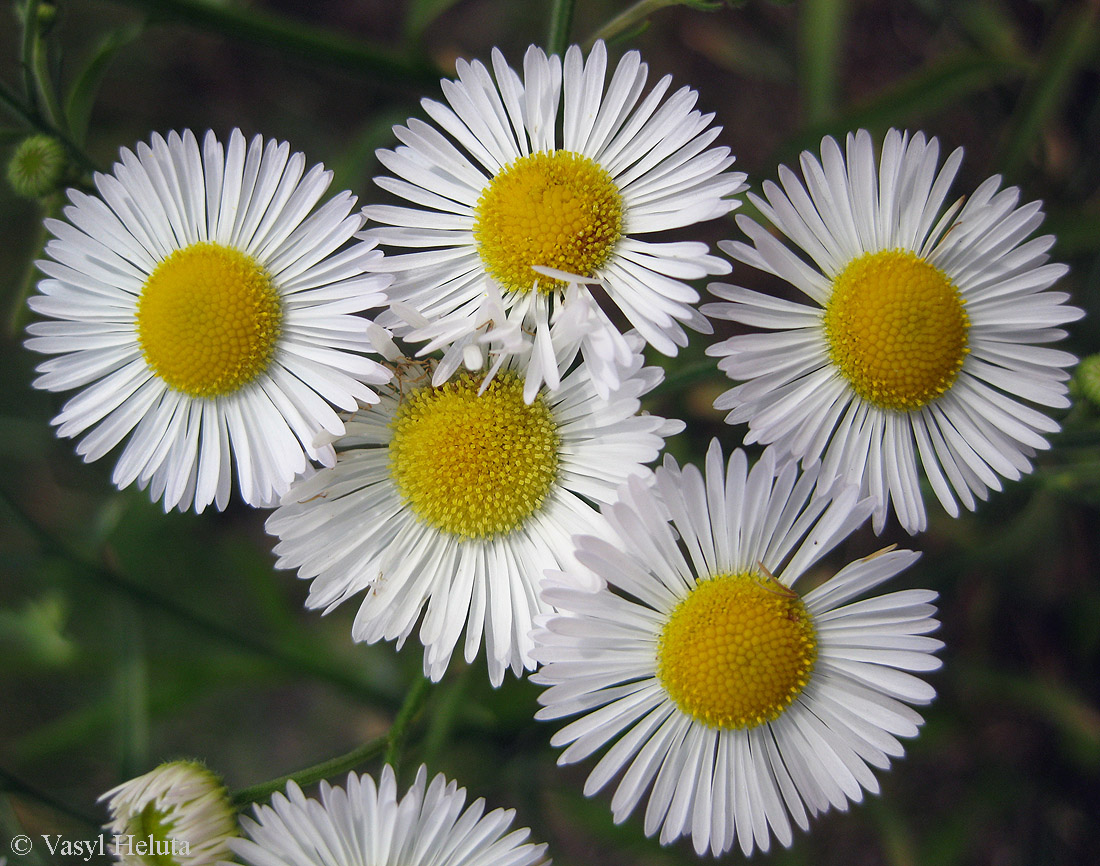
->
[100, 760, 237, 866]
[533, 442, 943, 856]
[231, 766, 548, 866]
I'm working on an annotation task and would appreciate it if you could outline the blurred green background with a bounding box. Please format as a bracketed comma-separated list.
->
[2, 1, 1099, 864]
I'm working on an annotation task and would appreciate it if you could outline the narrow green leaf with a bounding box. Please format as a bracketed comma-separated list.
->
[65, 23, 144, 144]
[998, 2, 1100, 175]
[547, 0, 577, 56]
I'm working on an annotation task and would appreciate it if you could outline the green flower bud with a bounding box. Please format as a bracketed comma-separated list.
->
[7, 134, 67, 199]
[1076, 354, 1100, 407]
[100, 760, 238, 866]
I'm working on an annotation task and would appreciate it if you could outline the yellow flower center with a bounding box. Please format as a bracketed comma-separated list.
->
[473, 150, 623, 295]
[823, 249, 969, 411]
[656, 571, 817, 730]
[136, 242, 282, 398]
[389, 372, 560, 539]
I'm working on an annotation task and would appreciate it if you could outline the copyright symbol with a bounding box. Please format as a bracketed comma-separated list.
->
[11, 835, 32, 855]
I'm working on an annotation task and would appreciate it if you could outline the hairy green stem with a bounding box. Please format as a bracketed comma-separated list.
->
[383, 675, 431, 768]
[7, 198, 54, 337]
[233, 677, 431, 806]
[230, 735, 388, 807]
[0, 77, 101, 175]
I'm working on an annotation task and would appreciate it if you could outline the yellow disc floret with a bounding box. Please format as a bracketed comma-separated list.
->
[657, 570, 817, 730]
[389, 372, 560, 539]
[823, 249, 969, 411]
[474, 150, 623, 295]
[136, 242, 282, 398]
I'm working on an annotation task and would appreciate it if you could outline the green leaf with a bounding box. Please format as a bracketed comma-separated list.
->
[997, 2, 1100, 175]
[65, 22, 144, 145]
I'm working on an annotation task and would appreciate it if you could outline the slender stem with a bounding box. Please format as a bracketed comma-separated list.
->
[108, 0, 441, 87]
[0, 76, 100, 175]
[112, 594, 150, 778]
[800, 0, 847, 125]
[22, 0, 68, 135]
[588, 0, 714, 46]
[383, 675, 431, 767]
[231, 735, 390, 807]
[0, 488, 398, 708]
[423, 663, 473, 767]
[0, 78, 34, 126]
[232, 676, 430, 806]
[32, 24, 68, 134]
[21, 0, 42, 119]
[7, 197, 54, 337]
[547, 0, 577, 55]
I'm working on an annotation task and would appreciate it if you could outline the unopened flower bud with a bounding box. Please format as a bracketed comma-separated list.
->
[99, 760, 238, 866]
[7, 134, 67, 199]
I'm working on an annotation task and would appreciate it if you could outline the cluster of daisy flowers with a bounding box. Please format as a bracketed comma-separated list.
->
[23, 37, 1084, 865]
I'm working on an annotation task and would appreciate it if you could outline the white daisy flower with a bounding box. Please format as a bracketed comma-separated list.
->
[25, 129, 392, 512]
[231, 766, 547, 866]
[363, 40, 746, 397]
[101, 760, 237, 866]
[266, 353, 683, 686]
[533, 441, 942, 857]
[705, 128, 1084, 533]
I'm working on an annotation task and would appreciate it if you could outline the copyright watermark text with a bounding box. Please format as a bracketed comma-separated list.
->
[8, 835, 191, 860]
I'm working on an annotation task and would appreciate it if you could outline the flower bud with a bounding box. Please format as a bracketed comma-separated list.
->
[1076, 354, 1100, 408]
[100, 760, 238, 866]
[7, 134, 67, 199]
